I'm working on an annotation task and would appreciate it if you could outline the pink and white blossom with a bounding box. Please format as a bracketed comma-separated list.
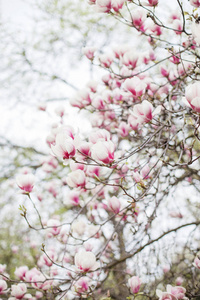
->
[107, 196, 121, 214]
[14, 266, 29, 281]
[82, 47, 96, 60]
[190, 0, 200, 7]
[73, 276, 90, 294]
[122, 51, 139, 69]
[16, 174, 35, 193]
[128, 276, 141, 294]
[0, 279, 7, 295]
[95, 0, 112, 12]
[10, 283, 27, 299]
[91, 140, 115, 164]
[46, 219, 61, 237]
[75, 249, 100, 272]
[66, 169, 86, 188]
[51, 133, 76, 161]
[184, 82, 200, 112]
[124, 77, 147, 98]
[89, 129, 111, 143]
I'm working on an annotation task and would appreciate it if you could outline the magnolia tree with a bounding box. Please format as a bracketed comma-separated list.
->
[2, 0, 200, 299]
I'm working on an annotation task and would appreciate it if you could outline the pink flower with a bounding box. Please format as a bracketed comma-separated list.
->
[143, 0, 158, 6]
[75, 249, 100, 272]
[51, 133, 76, 161]
[46, 219, 61, 237]
[132, 100, 153, 124]
[82, 47, 96, 60]
[14, 266, 29, 280]
[184, 82, 200, 112]
[73, 276, 90, 294]
[31, 273, 53, 291]
[128, 114, 139, 131]
[175, 277, 184, 286]
[190, 0, 200, 7]
[124, 77, 147, 98]
[10, 283, 27, 299]
[128, 276, 141, 294]
[92, 96, 106, 110]
[166, 285, 186, 299]
[131, 9, 146, 30]
[68, 191, 80, 206]
[112, 0, 125, 12]
[122, 51, 139, 69]
[116, 121, 130, 137]
[156, 290, 174, 300]
[38, 250, 57, 268]
[99, 53, 113, 68]
[66, 170, 86, 188]
[107, 196, 121, 214]
[91, 140, 115, 164]
[0, 279, 7, 295]
[16, 174, 35, 193]
[96, 0, 112, 12]
[70, 89, 92, 108]
[89, 129, 111, 143]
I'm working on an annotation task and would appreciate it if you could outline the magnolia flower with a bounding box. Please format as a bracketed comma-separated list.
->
[51, 133, 76, 161]
[124, 77, 147, 98]
[95, 0, 112, 12]
[38, 250, 57, 268]
[112, 44, 130, 59]
[89, 129, 111, 143]
[16, 174, 35, 193]
[66, 170, 86, 188]
[131, 9, 146, 30]
[128, 276, 141, 294]
[184, 82, 200, 112]
[91, 140, 115, 164]
[67, 191, 80, 206]
[70, 89, 92, 108]
[116, 121, 130, 137]
[14, 266, 29, 280]
[128, 114, 139, 131]
[142, 0, 158, 6]
[156, 285, 187, 300]
[167, 285, 186, 299]
[46, 219, 61, 237]
[0, 279, 7, 295]
[132, 100, 153, 123]
[73, 276, 90, 295]
[112, 0, 125, 12]
[75, 249, 99, 272]
[156, 290, 174, 300]
[10, 283, 27, 299]
[107, 196, 121, 214]
[175, 277, 184, 286]
[31, 273, 53, 291]
[122, 51, 139, 69]
[82, 46, 96, 60]
[99, 53, 113, 68]
[190, 0, 200, 7]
